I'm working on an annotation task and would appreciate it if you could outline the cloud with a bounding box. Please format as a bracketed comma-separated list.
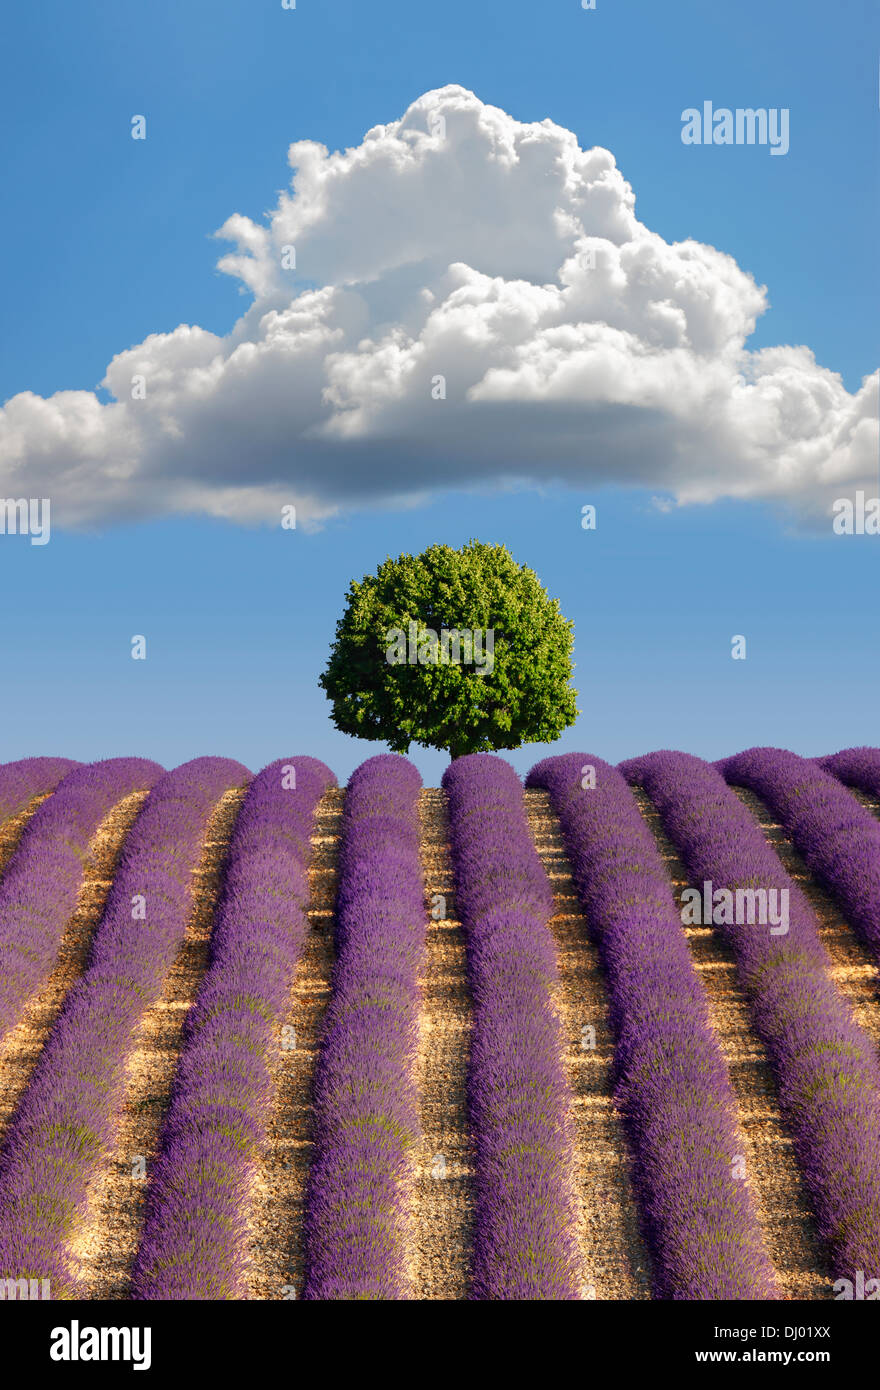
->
[1, 85, 876, 529]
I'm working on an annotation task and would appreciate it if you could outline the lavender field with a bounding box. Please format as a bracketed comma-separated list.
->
[0, 748, 878, 1301]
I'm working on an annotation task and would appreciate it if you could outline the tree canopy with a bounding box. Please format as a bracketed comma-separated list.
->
[319, 541, 579, 758]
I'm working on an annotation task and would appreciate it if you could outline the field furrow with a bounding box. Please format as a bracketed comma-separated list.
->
[247, 785, 344, 1301]
[0, 758, 79, 829]
[733, 787, 880, 1049]
[0, 758, 163, 1044]
[0, 758, 248, 1297]
[626, 750, 880, 1288]
[0, 794, 53, 879]
[302, 756, 426, 1299]
[631, 787, 828, 1299]
[528, 754, 779, 1300]
[0, 791, 150, 1153]
[721, 748, 880, 967]
[130, 757, 336, 1300]
[526, 789, 654, 1301]
[74, 785, 247, 1298]
[412, 788, 474, 1300]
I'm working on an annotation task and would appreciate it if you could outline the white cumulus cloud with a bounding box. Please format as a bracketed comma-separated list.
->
[1, 85, 875, 529]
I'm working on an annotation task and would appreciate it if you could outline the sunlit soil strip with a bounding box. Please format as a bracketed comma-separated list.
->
[525, 791, 650, 1301]
[246, 788, 343, 1300]
[412, 789, 474, 1300]
[0, 791, 149, 1152]
[734, 787, 880, 1052]
[529, 754, 778, 1299]
[69, 787, 246, 1298]
[722, 749, 880, 969]
[0, 793, 52, 879]
[851, 789, 880, 820]
[627, 750, 880, 1290]
[632, 788, 829, 1301]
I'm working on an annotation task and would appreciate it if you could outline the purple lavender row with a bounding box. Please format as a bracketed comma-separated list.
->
[527, 753, 777, 1300]
[303, 754, 424, 1300]
[623, 751, 880, 1285]
[131, 756, 336, 1300]
[719, 747, 880, 964]
[0, 758, 79, 825]
[818, 747, 880, 802]
[0, 757, 163, 1044]
[442, 754, 580, 1300]
[0, 757, 249, 1297]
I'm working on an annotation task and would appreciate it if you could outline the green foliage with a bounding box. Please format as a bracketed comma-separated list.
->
[319, 541, 579, 757]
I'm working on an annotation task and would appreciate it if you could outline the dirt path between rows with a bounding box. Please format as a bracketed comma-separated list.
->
[411, 788, 474, 1299]
[0, 792, 52, 879]
[0, 791, 149, 1153]
[733, 788, 880, 1051]
[525, 790, 651, 1300]
[69, 788, 246, 1298]
[632, 788, 829, 1300]
[247, 787, 344, 1301]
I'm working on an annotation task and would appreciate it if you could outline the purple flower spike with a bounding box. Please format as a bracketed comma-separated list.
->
[0, 757, 164, 1044]
[818, 747, 880, 801]
[528, 752, 778, 1301]
[0, 758, 249, 1297]
[0, 757, 80, 824]
[303, 754, 424, 1300]
[624, 749, 880, 1287]
[443, 753, 580, 1300]
[130, 756, 335, 1300]
[719, 747, 880, 966]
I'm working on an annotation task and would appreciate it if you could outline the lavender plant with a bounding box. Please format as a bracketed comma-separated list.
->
[443, 753, 580, 1299]
[0, 757, 249, 1296]
[818, 746, 880, 802]
[0, 757, 163, 1044]
[302, 754, 425, 1300]
[527, 753, 778, 1299]
[624, 750, 880, 1286]
[719, 747, 880, 964]
[131, 756, 336, 1300]
[0, 757, 79, 825]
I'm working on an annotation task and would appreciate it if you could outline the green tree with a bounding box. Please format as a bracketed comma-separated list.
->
[319, 541, 579, 758]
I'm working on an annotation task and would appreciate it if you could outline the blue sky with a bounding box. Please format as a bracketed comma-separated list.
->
[1, 0, 877, 782]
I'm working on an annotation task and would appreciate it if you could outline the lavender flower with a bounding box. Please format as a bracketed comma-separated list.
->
[720, 747, 880, 964]
[0, 758, 79, 824]
[818, 746, 880, 802]
[131, 756, 335, 1300]
[0, 758, 163, 1044]
[0, 758, 249, 1296]
[302, 754, 424, 1300]
[528, 753, 777, 1300]
[443, 754, 580, 1300]
[624, 749, 880, 1285]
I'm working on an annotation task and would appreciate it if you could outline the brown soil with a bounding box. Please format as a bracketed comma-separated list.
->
[411, 789, 475, 1300]
[0, 791, 149, 1150]
[733, 787, 880, 1051]
[10, 776, 872, 1302]
[0, 791, 52, 878]
[68, 788, 245, 1298]
[632, 788, 830, 1300]
[850, 788, 880, 820]
[525, 790, 651, 1300]
[246, 787, 344, 1301]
